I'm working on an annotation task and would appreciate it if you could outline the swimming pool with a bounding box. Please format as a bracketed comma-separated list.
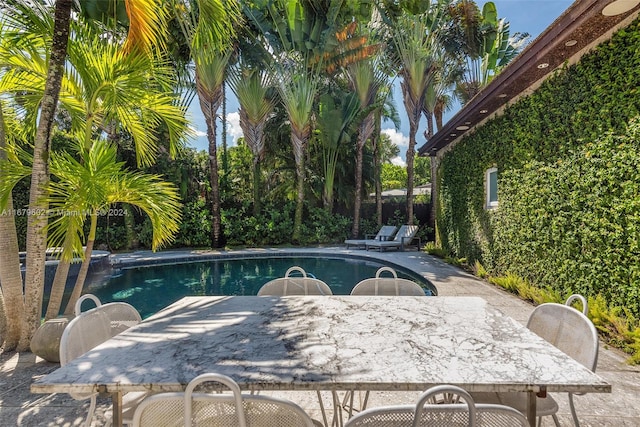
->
[88, 255, 437, 318]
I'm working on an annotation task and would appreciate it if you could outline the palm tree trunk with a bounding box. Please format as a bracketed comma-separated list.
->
[44, 246, 72, 320]
[406, 120, 418, 226]
[196, 70, 224, 249]
[63, 212, 98, 315]
[351, 144, 364, 238]
[0, 103, 24, 352]
[374, 113, 382, 227]
[252, 160, 261, 216]
[291, 133, 306, 244]
[19, 0, 73, 351]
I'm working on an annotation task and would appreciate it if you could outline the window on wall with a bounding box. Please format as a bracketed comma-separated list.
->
[486, 167, 498, 209]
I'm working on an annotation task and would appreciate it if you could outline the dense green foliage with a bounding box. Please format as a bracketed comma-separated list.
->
[436, 18, 640, 315]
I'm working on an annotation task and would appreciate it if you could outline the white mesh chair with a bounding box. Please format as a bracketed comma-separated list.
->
[475, 404, 529, 426]
[59, 308, 114, 427]
[344, 384, 476, 427]
[345, 225, 398, 249]
[257, 266, 333, 296]
[132, 373, 316, 427]
[472, 298, 599, 427]
[350, 267, 425, 296]
[75, 294, 143, 336]
[62, 294, 145, 426]
[344, 385, 528, 427]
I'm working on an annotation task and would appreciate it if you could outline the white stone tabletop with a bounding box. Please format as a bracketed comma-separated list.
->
[31, 296, 611, 396]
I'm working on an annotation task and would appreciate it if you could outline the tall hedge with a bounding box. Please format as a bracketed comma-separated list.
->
[437, 17, 640, 315]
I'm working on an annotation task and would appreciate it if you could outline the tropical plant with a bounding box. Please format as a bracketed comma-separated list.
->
[170, 0, 241, 248]
[345, 52, 386, 238]
[450, 1, 529, 104]
[315, 90, 360, 213]
[47, 141, 182, 316]
[386, 2, 447, 225]
[227, 65, 276, 215]
[0, 0, 173, 350]
[0, 0, 74, 351]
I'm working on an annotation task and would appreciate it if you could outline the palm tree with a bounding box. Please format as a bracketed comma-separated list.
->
[171, 0, 241, 248]
[387, 3, 447, 225]
[227, 65, 276, 216]
[345, 56, 386, 238]
[315, 90, 360, 213]
[0, 0, 171, 349]
[48, 142, 182, 316]
[0, 0, 74, 351]
[275, 61, 320, 242]
[450, 1, 529, 104]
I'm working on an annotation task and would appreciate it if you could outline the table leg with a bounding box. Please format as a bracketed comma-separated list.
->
[526, 391, 537, 427]
[112, 391, 123, 427]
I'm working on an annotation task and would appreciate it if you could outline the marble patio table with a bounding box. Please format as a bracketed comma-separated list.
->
[31, 296, 611, 426]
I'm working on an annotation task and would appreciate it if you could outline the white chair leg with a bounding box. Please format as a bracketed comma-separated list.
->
[84, 395, 97, 427]
[552, 414, 562, 427]
[569, 393, 581, 427]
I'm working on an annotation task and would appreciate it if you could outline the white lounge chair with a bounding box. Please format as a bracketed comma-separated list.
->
[344, 225, 398, 249]
[132, 373, 317, 427]
[257, 266, 333, 296]
[365, 225, 419, 252]
[472, 297, 599, 427]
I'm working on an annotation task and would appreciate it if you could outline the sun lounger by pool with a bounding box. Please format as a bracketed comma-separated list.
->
[344, 225, 398, 249]
[365, 224, 419, 252]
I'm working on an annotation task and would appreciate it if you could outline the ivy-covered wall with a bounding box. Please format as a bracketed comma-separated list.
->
[436, 17, 640, 315]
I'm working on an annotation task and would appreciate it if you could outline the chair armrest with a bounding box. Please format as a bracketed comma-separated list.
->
[400, 236, 421, 251]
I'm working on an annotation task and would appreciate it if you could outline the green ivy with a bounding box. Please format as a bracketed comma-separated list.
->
[437, 18, 640, 316]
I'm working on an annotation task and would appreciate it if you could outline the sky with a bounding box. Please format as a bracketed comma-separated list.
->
[184, 0, 574, 166]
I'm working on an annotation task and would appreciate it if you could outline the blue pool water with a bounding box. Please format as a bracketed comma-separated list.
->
[88, 256, 436, 318]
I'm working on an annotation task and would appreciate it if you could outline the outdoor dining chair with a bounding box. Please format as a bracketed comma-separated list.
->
[61, 294, 145, 427]
[74, 293, 142, 336]
[131, 373, 317, 427]
[350, 266, 426, 296]
[472, 296, 599, 427]
[344, 384, 528, 427]
[257, 266, 333, 296]
[344, 225, 398, 249]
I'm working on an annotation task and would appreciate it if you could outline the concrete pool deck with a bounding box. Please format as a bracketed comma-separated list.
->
[1, 247, 639, 426]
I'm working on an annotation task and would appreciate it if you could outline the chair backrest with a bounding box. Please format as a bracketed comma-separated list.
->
[345, 385, 475, 427]
[393, 225, 419, 243]
[59, 309, 112, 401]
[413, 385, 475, 427]
[526, 302, 599, 371]
[75, 294, 142, 336]
[375, 225, 398, 241]
[350, 267, 425, 296]
[565, 293, 588, 315]
[475, 404, 529, 426]
[257, 266, 333, 296]
[132, 373, 315, 427]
